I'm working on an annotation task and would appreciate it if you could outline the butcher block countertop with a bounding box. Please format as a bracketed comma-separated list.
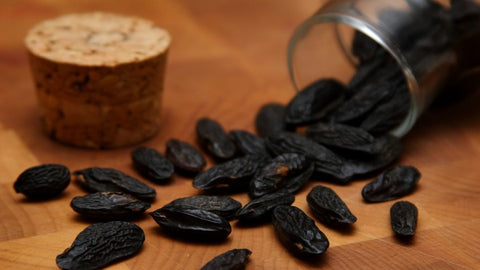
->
[1, 0, 479, 269]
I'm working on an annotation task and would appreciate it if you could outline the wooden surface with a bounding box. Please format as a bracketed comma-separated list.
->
[1, 0, 480, 269]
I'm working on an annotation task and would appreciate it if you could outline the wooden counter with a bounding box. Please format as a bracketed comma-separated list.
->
[0, 0, 479, 269]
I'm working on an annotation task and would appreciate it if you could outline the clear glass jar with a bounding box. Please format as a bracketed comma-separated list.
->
[287, 0, 465, 137]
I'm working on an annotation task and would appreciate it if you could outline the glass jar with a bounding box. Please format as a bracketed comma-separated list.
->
[287, 0, 478, 137]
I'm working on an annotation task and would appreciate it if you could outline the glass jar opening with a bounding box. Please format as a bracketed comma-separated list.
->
[287, 13, 420, 137]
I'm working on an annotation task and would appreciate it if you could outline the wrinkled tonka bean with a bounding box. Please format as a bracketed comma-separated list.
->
[196, 118, 237, 160]
[56, 221, 144, 270]
[306, 123, 381, 155]
[390, 201, 418, 236]
[70, 192, 151, 220]
[229, 130, 269, 156]
[193, 155, 267, 192]
[236, 190, 294, 222]
[255, 103, 287, 138]
[131, 146, 174, 182]
[164, 195, 242, 220]
[330, 81, 395, 124]
[249, 153, 313, 198]
[74, 167, 156, 202]
[344, 135, 403, 177]
[200, 249, 252, 270]
[362, 165, 420, 203]
[150, 205, 231, 241]
[166, 139, 206, 173]
[272, 205, 329, 256]
[266, 132, 354, 182]
[14, 164, 70, 199]
[307, 185, 357, 226]
[285, 79, 346, 126]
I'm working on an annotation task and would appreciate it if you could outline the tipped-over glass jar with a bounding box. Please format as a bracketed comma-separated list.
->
[287, 0, 480, 137]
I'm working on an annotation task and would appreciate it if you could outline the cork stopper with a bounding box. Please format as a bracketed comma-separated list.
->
[25, 12, 171, 148]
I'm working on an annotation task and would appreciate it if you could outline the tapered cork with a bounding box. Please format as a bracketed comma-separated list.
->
[25, 12, 171, 148]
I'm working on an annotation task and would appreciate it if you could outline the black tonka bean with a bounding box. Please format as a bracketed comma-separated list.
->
[14, 164, 70, 200]
[307, 185, 357, 226]
[70, 192, 150, 220]
[272, 205, 329, 257]
[390, 201, 418, 236]
[131, 146, 174, 182]
[166, 139, 206, 173]
[255, 103, 287, 138]
[56, 221, 144, 270]
[229, 130, 269, 156]
[196, 118, 236, 160]
[74, 167, 156, 202]
[164, 195, 242, 220]
[150, 205, 231, 241]
[362, 165, 420, 203]
[249, 153, 313, 198]
[236, 190, 294, 222]
[200, 249, 252, 270]
[193, 155, 268, 192]
[285, 79, 346, 126]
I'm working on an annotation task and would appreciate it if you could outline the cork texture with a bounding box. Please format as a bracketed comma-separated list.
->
[25, 12, 170, 66]
[25, 12, 170, 148]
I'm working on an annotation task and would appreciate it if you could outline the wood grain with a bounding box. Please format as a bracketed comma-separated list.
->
[1, 0, 480, 269]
